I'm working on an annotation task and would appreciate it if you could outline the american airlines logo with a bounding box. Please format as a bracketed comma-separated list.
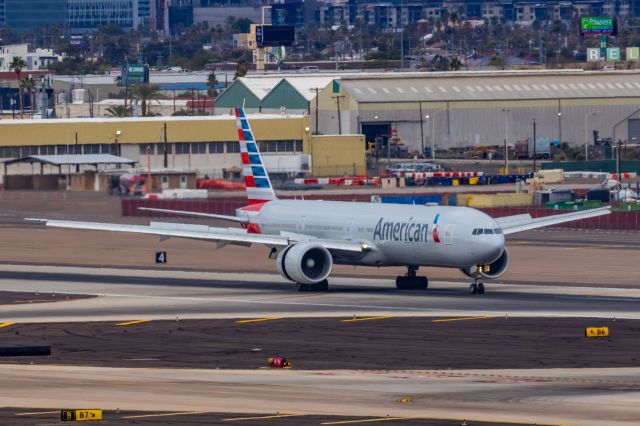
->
[373, 217, 430, 243]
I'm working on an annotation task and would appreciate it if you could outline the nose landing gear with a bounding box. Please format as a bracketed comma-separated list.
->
[396, 266, 429, 290]
[470, 272, 485, 295]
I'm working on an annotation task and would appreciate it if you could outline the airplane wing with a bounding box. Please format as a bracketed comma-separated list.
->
[138, 207, 249, 224]
[496, 206, 611, 235]
[29, 219, 368, 253]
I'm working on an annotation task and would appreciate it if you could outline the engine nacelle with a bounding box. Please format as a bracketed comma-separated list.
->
[461, 248, 509, 279]
[276, 243, 333, 285]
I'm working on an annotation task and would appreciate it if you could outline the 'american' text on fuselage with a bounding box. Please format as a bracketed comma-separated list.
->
[373, 217, 430, 243]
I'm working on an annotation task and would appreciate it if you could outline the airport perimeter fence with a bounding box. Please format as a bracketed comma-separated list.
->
[123, 198, 640, 231]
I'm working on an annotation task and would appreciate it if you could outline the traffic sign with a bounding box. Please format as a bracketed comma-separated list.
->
[61, 409, 102, 421]
[585, 326, 609, 337]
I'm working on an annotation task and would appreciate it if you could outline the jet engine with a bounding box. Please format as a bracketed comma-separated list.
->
[276, 243, 333, 285]
[461, 248, 509, 279]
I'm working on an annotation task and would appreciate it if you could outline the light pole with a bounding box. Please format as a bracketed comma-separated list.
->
[532, 118, 537, 173]
[115, 130, 122, 156]
[557, 111, 562, 146]
[584, 111, 599, 161]
[502, 108, 510, 174]
[424, 114, 430, 158]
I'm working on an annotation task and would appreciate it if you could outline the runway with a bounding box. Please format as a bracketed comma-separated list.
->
[0, 264, 639, 322]
[2, 365, 640, 426]
[0, 224, 638, 425]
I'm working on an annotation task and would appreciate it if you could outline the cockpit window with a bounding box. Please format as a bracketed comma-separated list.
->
[472, 229, 477, 235]
[494, 228, 503, 234]
[484, 228, 494, 234]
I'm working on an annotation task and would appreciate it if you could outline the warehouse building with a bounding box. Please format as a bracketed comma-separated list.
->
[220, 70, 640, 153]
[0, 114, 365, 185]
[215, 76, 334, 116]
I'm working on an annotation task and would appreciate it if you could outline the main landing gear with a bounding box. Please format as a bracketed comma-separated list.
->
[396, 266, 428, 290]
[297, 280, 329, 292]
[469, 274, 485, 295]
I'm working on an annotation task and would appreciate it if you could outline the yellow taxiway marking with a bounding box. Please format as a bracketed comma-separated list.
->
[115, 319, 150, 326]
[322, 417, 412, 425]
[432, 316, 496, 323]
[223, 414, 304, 421]
[15, 411, 60, 416]
[0, 322, 15, 328]
[341, 316, 394, 323]
[235, 317, 282, 324]
[122, 411, 207, 419]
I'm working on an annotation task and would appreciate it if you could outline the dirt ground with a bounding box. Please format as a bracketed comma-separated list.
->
[0, 317, 630, 371]
[0, 190, 638, 287]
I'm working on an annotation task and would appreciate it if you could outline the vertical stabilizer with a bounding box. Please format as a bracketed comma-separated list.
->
[235, 107, 277, 205]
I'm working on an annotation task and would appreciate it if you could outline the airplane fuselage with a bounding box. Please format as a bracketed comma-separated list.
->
[244, 200, 505, 269]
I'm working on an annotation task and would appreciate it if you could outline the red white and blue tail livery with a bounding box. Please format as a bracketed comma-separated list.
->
[235, 107, 277, 205]
[35, 108, 611, 293]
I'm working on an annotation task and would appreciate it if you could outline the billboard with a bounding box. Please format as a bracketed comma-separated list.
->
[581, 17, 614, 34]
[121, 63, 150, 86]
[256, 25, 295, 48]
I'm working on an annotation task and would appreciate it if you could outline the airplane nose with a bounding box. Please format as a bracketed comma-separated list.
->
[483, 235, 505, 263]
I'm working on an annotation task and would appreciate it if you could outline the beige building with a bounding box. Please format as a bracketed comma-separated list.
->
[0, 113, 365, 186]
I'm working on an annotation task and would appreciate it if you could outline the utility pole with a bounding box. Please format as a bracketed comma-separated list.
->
[616, 140, 622, 191]
[400, 0, 404, 70]
[310, 87, 320, 134]
[419, 102, 424, 156]
[332, 94, 344, 135]
[163, 122, 168, 168]
[502, 109, 509, 174]
[532, 118, 537, 173]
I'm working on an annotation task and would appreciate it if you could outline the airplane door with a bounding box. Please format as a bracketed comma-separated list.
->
[298, 216, 306, 233]
[346, 219, 354, 240]
[444, 224, 455, 245]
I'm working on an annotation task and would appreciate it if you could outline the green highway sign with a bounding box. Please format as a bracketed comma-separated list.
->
[121, 63, 149, 86]
[581, 17, 614, 34]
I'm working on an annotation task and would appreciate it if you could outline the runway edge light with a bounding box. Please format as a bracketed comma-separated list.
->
[585, 326, 609, 338]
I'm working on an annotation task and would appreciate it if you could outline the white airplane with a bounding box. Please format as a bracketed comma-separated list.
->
[36, 108, 611, 294]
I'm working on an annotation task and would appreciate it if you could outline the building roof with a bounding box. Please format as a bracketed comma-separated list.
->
[338, 71, 640, 103]
[281, 76, 335, 101]
[237, 77, 284, 100]
[3, 154, 137, 166]
[0, 113, 297, 125]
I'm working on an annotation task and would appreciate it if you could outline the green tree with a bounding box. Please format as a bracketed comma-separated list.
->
[207, 72, 218, 97]
[449, 57, 462, 71]
[130, 83, 162, 116]
[234, 57, 248, 79]
[19, 76, 35, 118]
[105, 104, 132, 117]
[9, 56, 26, 118]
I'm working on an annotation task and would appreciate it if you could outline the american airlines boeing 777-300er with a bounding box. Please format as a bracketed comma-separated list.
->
[34, 108, 611, 294]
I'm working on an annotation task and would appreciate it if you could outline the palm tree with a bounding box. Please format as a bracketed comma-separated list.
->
[10, 56, 26, 118]
[115, 75, 129, 110]
[234, 57, 248, 80]
[207, 72, 218, 97]
[130, 83, 162, 116]
[105, 104, 132, 117]
[19, 77, 35, 118]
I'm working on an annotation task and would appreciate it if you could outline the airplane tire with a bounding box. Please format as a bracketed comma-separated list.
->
[470, 283, 478, 295]
[297, 281, 329, 292]
[396, 276, 428, 290]
[477, 283, 485, 294]
[419, 276, 429, 289]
